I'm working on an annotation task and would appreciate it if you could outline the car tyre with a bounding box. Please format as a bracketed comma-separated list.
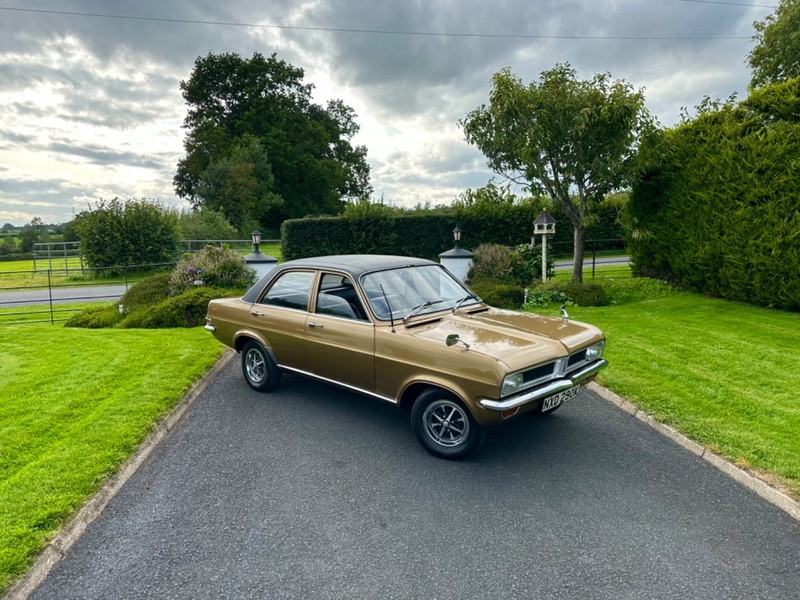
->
[411, 389, 485, 460]
[241, 340, 281, 392]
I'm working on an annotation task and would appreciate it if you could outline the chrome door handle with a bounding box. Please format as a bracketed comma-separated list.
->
[251, 311, 264, 317]
[308, 322, 324, 329]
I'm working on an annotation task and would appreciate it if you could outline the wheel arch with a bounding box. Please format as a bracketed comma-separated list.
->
[233, 330, 277, 362]
[399, 382, 460, 412]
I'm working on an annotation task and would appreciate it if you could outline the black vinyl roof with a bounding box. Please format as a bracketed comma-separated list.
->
[241, 254, 437, 303]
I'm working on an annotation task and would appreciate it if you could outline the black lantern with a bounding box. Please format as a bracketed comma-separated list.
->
[452, 226, 462, 247]
[251, 230, 262, 252]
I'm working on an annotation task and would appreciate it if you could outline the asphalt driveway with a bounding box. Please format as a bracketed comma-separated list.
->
[29, 362, 800, 599]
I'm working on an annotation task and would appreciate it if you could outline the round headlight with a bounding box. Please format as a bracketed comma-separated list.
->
[501, 373, 524, 397]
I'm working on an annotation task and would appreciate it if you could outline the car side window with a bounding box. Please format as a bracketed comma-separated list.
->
[259, 271, 314, 311]
[314, 273, 369, 321]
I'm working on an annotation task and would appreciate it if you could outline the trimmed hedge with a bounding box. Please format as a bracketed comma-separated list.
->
[65, 304, 124, 329]
[280, 204, 624, 262]
[119, 273, 172, 312]
[628, 77, 800, 310]
[119, 287, 239, 329]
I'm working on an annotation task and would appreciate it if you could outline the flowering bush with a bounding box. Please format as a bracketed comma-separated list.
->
[169, 245, 256, 295]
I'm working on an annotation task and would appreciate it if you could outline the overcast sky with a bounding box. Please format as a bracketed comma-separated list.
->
[0, 0, 770, 226]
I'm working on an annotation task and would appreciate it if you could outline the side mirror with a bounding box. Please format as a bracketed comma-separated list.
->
[445, 334, 470, 350]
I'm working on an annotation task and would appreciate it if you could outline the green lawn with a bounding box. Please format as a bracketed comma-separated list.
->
[0, 325, 225, 593]
[559, 288, 800, 498]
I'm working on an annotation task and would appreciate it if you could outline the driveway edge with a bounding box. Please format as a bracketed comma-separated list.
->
[588, 381, 800, 522]
[4, 349, 236, 600]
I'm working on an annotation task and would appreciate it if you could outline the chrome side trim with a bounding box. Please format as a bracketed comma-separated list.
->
[204, 324, 216, 333]
[479, 359, 608, 411]
[278, 365, 399, 405]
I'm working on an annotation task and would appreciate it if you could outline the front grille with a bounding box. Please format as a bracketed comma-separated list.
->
[522, 362, 556, 383]
[568, 349, 587, 367]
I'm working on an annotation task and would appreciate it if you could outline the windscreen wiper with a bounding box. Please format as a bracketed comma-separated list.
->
[452, 293, 478, 313]
[404, 300, 444, 322]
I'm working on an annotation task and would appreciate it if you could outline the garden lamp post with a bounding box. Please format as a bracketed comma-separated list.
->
[533, 210, 556, 282]
[244, 229, 277, 278]
[439, 225, 473, 283]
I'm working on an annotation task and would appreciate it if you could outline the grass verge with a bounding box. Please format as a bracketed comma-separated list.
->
[553, 284, 800, 499]
[0, 324, 225, 593]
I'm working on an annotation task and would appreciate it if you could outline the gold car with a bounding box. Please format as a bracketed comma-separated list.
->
[204, 255, 607, 459]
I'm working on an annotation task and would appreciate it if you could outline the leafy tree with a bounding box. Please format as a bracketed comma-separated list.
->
[2, 223, 16, 231]
[175, 52, 372, 226]
[0, 236, 16, 255]
[749, 0, 800, 88]
[63, 219, 81, 242]
[74, 198, 180, 270]
[461, 64, 655, 281]
[193, 136, 282, 234]
[177, 207, 238, 241]
[19, 217, 48, 253]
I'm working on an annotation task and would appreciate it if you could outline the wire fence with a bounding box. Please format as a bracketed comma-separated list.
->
[0, 262, 176, 326]
[551, 238, 631, 280]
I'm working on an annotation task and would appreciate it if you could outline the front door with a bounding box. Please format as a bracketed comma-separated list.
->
[304, 272, 375, 392]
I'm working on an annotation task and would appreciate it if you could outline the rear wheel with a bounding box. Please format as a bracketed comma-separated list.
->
[411, 389, 485, 459]
[241, 340, 281, 392]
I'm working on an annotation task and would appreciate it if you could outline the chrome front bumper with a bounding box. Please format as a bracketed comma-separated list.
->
[478, 359, 608, 412]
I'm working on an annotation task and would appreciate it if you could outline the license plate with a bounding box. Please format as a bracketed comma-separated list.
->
[541, 386, 580, 412]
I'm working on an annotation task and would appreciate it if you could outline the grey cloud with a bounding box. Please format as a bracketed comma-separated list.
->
[45, 141, 165, 170]
[0, 129, 36, 146]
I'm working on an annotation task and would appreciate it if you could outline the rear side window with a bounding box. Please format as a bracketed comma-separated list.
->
[259, 271, 314, 311]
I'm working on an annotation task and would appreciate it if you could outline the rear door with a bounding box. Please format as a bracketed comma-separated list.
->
[251, 269, 315, 370]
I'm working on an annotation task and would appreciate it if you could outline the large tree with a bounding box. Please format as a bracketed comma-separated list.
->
[175, 52, 372, 226]
[749, 0, 800, 89]
[193, 136, 282, 234]
[461, 64, 654, 282]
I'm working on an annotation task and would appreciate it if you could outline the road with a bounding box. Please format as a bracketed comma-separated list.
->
[29, 363, 799, 600]
[554, 255, 630, 271]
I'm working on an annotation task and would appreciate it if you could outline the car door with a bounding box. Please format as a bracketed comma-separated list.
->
[304, 272, 376, 392]
[251, 269, 315, 371]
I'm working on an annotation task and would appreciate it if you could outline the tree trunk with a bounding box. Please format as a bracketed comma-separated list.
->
[572, 225, 586, 283]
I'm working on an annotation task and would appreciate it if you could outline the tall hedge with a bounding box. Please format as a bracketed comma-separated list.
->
[628, 78, 800, 310]
[74, 198, 180, 270]
[281, 203, 623, 262]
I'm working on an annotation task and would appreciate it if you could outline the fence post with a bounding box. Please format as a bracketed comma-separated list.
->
[592, 240, 597, 280]
[47, 269, 54, 324]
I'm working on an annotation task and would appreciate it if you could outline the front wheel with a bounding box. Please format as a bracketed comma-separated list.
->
[241, 340, 281, 392]
[411, 389, 486, 460]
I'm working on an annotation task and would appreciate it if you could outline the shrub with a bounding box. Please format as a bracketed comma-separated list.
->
[169, 245, 256, 295]
[119, 273, 172, 312]
[508, 243, 555, 284]
[470, 244, 514, 282]
[470, 243, 555, 287]
[563, 282, 610, 307]
[469, 277, 526, 309]
[120, 287, 241, 329]
[74, 198, 180, 270]
[524, 282, 570, 308]
[65, 304, 124, 329]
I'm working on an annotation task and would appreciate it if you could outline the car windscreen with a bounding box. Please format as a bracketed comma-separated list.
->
[360, 264, 479, 320]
